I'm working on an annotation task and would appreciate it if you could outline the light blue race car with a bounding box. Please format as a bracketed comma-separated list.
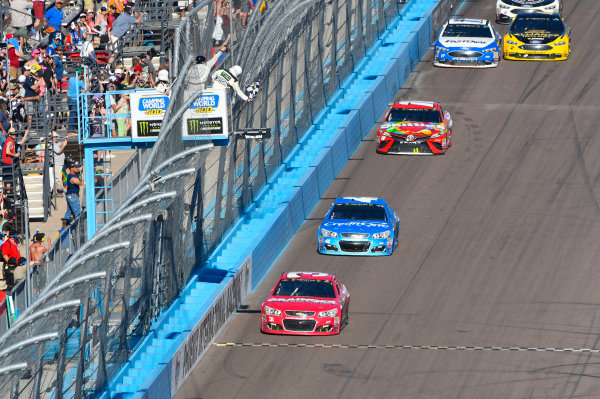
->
[434, 18, 501, 68]
[317, 197, 399, 256]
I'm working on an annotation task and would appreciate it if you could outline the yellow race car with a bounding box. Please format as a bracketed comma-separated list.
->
[504, 12, 570, 61]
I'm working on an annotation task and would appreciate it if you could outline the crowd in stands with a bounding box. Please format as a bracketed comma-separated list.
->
[0, 0, 273, 292]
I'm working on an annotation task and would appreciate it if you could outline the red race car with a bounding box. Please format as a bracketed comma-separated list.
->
[376, 101, 453, 155]
[261, 272, 350, 335]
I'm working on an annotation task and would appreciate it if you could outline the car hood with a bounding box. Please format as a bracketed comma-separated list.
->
[438, 37, 496, 48]
[380, 122, 445, 137]
[511, 32, 562, 44]
[264, 297, 338, 311]
[320, 219, 392, 234]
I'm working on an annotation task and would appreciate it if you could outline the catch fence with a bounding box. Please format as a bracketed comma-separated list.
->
[0, 0, 407, 397]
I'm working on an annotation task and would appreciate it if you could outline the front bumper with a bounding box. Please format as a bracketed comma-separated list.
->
[434, 50, 499, 68]
[318, 237, 393, 256]
[376, 137, 446, 155]
[261, 314, 341, 335]
[504, 44, 568, 61]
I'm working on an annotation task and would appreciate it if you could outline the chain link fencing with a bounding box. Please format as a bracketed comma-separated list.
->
[0, 0, 406, 397]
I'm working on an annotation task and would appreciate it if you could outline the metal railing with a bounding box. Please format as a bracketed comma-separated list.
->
[0, 0, 411, 397]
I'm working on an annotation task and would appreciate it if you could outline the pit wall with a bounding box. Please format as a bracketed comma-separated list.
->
[102, 0, 462, 397]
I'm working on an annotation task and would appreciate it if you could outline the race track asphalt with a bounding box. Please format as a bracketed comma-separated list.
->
[175, 0, 600, 397]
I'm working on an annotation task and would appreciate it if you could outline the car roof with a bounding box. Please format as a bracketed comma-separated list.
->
[391, 101, 438, 110]
[447, 18, 489, 26]
[281, 272, 335, 281]
[334, 196, 386, 206]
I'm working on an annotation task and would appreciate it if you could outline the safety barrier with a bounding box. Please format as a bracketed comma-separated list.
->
[102, 0, 463, 397]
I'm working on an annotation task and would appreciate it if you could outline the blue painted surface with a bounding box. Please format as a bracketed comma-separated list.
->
[99, 1, 451, 397]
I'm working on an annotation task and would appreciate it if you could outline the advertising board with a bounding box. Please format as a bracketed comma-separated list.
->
[130, 90, 170, 141]
[182, 87, 232, 141]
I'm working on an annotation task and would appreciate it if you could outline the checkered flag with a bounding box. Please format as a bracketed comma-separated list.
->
[246, 81, 260, 101]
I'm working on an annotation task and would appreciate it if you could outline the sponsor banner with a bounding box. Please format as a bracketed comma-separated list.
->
[137, 120, 162, 137]
[182, 87, 232, 140]
[170, 255, 252, 396]
[130, 90, 169, 140]
[187, 118, 223, 135]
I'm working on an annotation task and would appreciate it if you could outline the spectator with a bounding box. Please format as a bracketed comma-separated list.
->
[95, 7, 109, 42]
[141, 50, 156, 86]
[0, 214, 14, 236]
[85, 9, 97, 32]
[62, 160, 83, 228]
[47, 33, 64, 56]
[109, 3, 143, 64]
[111, 93, 130, 137]
[1, 231, 20, 289]
[6, 43, 23, 79]
[89, 95, 107, 138]
[9, 0, 32, 44]
[29, 232, 52, 264]
[67, 69, 86, 133]
[211, 64, 251, 102]
[127, 64, 144, 87]
[43, 0, 64, 40]
[78, 13, 94, 36]
[1, 128, 19, 192]
[107, 4, 119, 32]
[108, 0, 125, 13]
[65, 22, 85, 51]
[32, 0, 46, 35]
[52, 47, 65, 92]
[212, 2, 230, 54]
[0, 102, 9, 137]
[81, 34, 98, 63]
[51, 132, 67, 194]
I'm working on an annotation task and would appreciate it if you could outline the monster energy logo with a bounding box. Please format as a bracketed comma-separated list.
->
[137, 120, 161, 137]
[187, 117, 223, 135]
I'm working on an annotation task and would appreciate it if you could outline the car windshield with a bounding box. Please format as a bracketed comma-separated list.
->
[329, 203, 387, 221]
[273, 279, 336, 298]
[387, 108, 442, 123]
[510, 15, 564, 34]
[442, 23, 492, 38]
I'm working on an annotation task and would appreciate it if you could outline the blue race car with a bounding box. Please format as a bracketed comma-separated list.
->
[434, 18, 501, 68]
[317, 197, 399, 256]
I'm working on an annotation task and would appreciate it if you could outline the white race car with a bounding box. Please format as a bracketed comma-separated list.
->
[496, 0, 561, 24]
[434, 18, 501, 68]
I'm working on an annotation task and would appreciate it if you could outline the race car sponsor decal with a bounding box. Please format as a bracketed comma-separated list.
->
[287, 272, 330, 278]
[322, 221, 389, 228]
[341, 197, 379, 203]
[267, 298, 337, 305]
[443, 39, 490, 45]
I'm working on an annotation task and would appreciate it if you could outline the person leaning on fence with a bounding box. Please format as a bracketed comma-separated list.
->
[210, 64, 251, 102]
[186, 46, 227, 89]
[108, 2, 143, 65]
[62, 160, 83, 229]
[29, 232, 51, 264]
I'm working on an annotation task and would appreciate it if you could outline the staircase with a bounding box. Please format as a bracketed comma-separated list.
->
[21, 172, 45, 220]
